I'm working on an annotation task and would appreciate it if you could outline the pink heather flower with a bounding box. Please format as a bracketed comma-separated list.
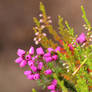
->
[44, 69, 52, 75]
[28, 60, 34, 66]
[19, 60, 27, 68]
[68, 44, 74, 51]
[51, 90, 59, 92]
[47, 84, 56, 90]
[33, 73, 40, 80]
[76, 33, 86, 44]
[25, 54, 31, 61]
[44, 52, 51, 57]
[31, 66, 37, 72]
[36, 47, 44, 55]
[55, 46, 61, 52]
[44, 57, 53, 63]
[52, 79, 57, 86]
[38, 62, 43, 70]
[17, 49, 25, 57]
[27, 74, 34, 80]
[48, 48, 54, 53]
[24, 70, 32, 76]
[15, 57, 23, 63]
[32, 57, 36, 61]
[29, 46, 34, 55]
[52, 55, 58, 61]
[50, 90, 57, 92]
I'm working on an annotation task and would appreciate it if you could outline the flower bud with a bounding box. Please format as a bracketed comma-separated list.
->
[29, 46, 34, 55]
[36, 47, 44, 55]
[25, 54, 31, 61]
[33, 73, 40, 80]
[47, 84, 56, 90]
[44, 69, 52, 75]
[17, 49, 25, 57]
[15, 57, 23, 63]
[19, 60, 27, 68]
[27, 74, 34, 80]
[24, 70, 32, 76]
[52, 55, 58, 61]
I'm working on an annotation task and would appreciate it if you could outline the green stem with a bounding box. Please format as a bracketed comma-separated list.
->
[72, 52, 92, 76]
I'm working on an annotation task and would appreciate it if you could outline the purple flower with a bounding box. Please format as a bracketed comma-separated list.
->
[25, 54, 31, 61]
[44, 57, 53, 63]
[32, 55, 38, 61]
[44, 52, 51, 57]
[50, 90, 57, 92]
[27, 74, 34, 80]
[47, 84, 56, 90]
[19, 60, 27, 68]
[28, 60, 34, 66]
[31, 66, 37, 72]
[24, 70, 32, 76]
[76, 33, 86, 44]
[36, 47, 44, 55]
[52, 55, 58, 61]
[48, 48, 54, 53]
[44, 69, 52, 75]
[17, 49, 25, 57]
[15, 57, 23, 63]
[38, 62, 43, 70]
[68, 44, 74, 51]
[33, 73, 40, 80]
[29, 46, 34, 55]
[55, 46, 61, 52]
[32, 57, 36, 61]
[52, 79, 57, 86]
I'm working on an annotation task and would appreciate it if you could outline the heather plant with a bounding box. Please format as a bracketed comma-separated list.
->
[15, 2, 92, 92]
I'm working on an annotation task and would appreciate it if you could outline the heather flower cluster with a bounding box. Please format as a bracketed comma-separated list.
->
[15, 46, 60, 80]
[14, 3, 92, 92]
[15, 33, 87, 91]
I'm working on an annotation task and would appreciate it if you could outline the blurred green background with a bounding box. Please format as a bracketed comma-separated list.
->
[0, 0, 92, 92]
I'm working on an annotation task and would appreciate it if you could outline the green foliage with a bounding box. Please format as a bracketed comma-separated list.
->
[81, 5, 91, 26]
[58, 16, 73, 43]
[65, 20, 74, 37]
[81, 5, 92, 31]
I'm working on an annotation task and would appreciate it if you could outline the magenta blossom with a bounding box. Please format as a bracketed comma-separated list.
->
[76, 33, 86, 44]
[24, 70, 32, 76]
[47, 84, 56, 90]
[52, 55, 58, 61]
[15, 57, 23, 63]
[38, 62, 43, 70]
[19, 60, 27, 68]
[33, 73, 40, 80]
[28, 60, 34, 66]
[68, 44, 74, 51]
[44, 52, 51, 57]
[43, 56, 53, 63]
[48, 48, 54, 53]
[25, 54, 31, 61]
[50, 90, 57, 92]
[29, 46, 34, 55]
[36, 47, 44, 55]
[44, 69, 52, 75]
[30, 66, 37, 72]
[27, 74, 34, 80]
[55, 46, 61, 52]
[17, 49, 25, 57]
[52, 79, 57, 86]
